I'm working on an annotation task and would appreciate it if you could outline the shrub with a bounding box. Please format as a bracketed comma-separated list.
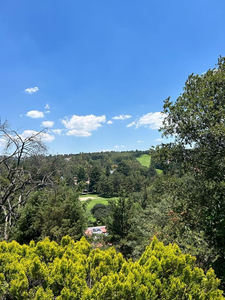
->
[0, 236, 224, 299]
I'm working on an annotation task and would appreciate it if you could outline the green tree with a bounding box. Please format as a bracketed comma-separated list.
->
[153, 56, 225, 286]
[117, 160, 131, 176]
[106, 197, 142, 257]
[11, 186, 87, 244]
[157, 57, 225, 176]
[97, 174, 113, 196]
[77, 165, 87, 183]
[105, 165, 111, 177]
[89, 166, 101, 192]
[90, 203, 111, 225]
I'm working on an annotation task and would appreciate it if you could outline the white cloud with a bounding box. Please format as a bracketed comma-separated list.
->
[136, 112, 166, 129]
[0, 138, 6, 147]
[107, 120, 113, 125]
[61, 114, 106, 137]
[20, 130, 55, 142]
[126, 121, 136, 128]
[41, 121, 54, 128]
[155, 138, 163, 141]
[112, 114, 131, 120]
[138, 140, 144, 143]
[24, 87, 39, 94]
[66, 130, 92, 137]
[45, 111, 50, 114]
[45, 104, 50, 109]
[115, 145, 125, 148]
[26, 110, 44, 118]
[101, 149, 114, 152]
[52, 129, 63, 135]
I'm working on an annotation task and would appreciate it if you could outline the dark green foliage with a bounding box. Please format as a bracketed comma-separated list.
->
[11, 186, 87, 244]
[90, 203, 111, 225]
[106, 197, 145, 258]
[77, 165, 87, 183]
[89, 165, 101, 192]
[105, 165, 111, 177]
[117, 160, 131, 176]
[9, 192, 43, 244]
[147, 166, 157, 178]
[97, 174, 114, 197]
[152, 57, 225, 287]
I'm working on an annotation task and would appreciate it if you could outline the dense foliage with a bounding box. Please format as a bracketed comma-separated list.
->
[10, 186, 87, 244]
[1, 57, 225, 295]
[150, 57, 225, 286]
[0, 236, 223, 299]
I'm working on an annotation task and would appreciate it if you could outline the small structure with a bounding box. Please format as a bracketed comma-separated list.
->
[85, 226, 107, 237]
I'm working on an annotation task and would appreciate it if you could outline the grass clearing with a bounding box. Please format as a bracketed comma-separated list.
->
[137, 154, 163, 175]
[86, 197, 118, 211]
[136, 154, 151, 167]
[79, 194, 118, 222]
[156, 169, 163, 175]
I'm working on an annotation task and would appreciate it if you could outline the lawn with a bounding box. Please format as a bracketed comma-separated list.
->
[137, 154, 163, 175]
[136, 154, 151, 167]
[156, 169, 163, 175]
[79, 194, 118, 222]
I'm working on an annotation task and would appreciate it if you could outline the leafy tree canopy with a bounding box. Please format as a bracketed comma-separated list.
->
[152, 56, 225, 286]
[155, 56, 225, 178]
[0, 236, 224, 299]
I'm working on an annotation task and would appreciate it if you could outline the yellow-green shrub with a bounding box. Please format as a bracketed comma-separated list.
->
[0, 236, 224, 299]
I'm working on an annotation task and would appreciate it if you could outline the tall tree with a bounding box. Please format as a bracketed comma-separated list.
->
[0, 121, 53, 240]
[89, 165, 101, 192]
[157, 57, 225, 175]
[153, 57, 225, 285]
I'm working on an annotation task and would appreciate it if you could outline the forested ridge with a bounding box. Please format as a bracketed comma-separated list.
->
[1, 57, 225, 298]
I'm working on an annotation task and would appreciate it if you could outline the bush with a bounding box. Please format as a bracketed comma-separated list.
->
[0, 236, 224, 299]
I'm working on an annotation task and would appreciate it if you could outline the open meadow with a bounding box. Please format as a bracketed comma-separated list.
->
[136, 154, 163, 174]
[79, 194, 118, 221]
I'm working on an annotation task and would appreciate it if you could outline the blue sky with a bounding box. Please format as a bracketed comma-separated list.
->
[0, 0, 224, 154]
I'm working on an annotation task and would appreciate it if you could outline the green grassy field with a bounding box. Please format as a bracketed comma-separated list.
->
[137, 154, 163, 175]
[156, 169, 163, 174]
[79, 194, 118, 222]
[136, 154, 151, 167]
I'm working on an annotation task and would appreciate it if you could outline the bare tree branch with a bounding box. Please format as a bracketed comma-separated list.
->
[0, 121, 54, 240]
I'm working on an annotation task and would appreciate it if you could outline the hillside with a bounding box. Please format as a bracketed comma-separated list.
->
[136, 154, 163, 174]
[136, 154, 151, 167]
